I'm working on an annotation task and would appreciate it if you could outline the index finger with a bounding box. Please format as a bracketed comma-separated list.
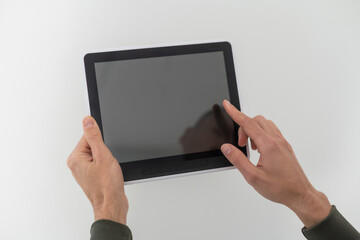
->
[222, 100, 270, 149]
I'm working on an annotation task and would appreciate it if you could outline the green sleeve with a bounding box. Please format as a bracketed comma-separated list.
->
[302, 205, 360, 240]
[90, 219, 132, 240]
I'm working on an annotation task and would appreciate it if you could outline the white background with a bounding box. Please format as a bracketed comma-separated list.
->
[0, 0, 359, 239]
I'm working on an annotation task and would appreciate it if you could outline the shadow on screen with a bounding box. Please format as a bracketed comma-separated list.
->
[179, 104, 235, 154]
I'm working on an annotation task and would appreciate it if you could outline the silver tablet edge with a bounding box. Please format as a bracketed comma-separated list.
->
[124, 145, 250, 185]
[124, 165, 235, 185]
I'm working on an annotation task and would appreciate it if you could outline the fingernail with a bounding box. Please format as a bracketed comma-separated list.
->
[221, 144, 232, 155]
[224, 99, 231, 106]
[84, 117, 94, 128]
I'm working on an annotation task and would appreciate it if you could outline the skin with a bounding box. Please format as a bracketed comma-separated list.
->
[67, 117, 128, 224]
[67, 100, 332, 228]
[221, 99, 331, 228]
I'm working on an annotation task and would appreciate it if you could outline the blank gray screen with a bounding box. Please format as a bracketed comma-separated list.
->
[95, 51, 234, 163]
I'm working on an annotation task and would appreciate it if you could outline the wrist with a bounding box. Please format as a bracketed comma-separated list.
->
[93, 195, 129, 225]
[288, 187, 331, 228]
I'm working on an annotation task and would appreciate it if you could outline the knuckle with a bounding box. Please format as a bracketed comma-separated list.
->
[254, 115, 266, 121]
[279, 137, 288, 145]
[277, 136, 292, 150]
[67, 155, 75, 170]
[285, 141, 294, 151]
[87, 129, 98, 139]
[268, 120, 275, 125]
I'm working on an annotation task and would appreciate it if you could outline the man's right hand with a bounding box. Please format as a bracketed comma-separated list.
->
[220, 99, 332, 228]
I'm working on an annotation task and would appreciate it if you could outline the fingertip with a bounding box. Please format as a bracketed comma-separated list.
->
[221, 144, 255, 178]
[221, 143, 233, 156]
[238, 138, 247, 147]
[82, 116, 104, 151]
[83, 116, 94, 128]
[223, 99, 231, 108]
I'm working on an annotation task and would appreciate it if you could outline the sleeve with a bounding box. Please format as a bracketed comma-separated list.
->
[302, 205, 360, 240]
[90, 219, 133, 240]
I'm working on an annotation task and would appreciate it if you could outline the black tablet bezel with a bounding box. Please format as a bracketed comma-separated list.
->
[84, 41, 247, 182]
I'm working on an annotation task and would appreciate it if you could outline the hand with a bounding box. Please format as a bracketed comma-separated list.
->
[220, 100, 331, 228]
[67, 116, 129, 224]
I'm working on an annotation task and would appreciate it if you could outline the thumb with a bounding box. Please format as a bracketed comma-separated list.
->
[82, 116, 105, 152]
[221, 143, 258, 182]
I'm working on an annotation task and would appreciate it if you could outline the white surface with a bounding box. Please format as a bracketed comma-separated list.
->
[0, 0, 359, 239]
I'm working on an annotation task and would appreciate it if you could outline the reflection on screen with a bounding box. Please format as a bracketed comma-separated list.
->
[95, 51, 236, 163]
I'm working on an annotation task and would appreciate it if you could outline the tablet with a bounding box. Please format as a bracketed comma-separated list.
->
[84, 41, 248, 184]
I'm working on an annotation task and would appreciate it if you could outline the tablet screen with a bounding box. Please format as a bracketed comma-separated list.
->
[94, 51, 236, 163]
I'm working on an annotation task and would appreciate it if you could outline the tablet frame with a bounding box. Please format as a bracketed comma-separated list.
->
[84, 41, 248, 184]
